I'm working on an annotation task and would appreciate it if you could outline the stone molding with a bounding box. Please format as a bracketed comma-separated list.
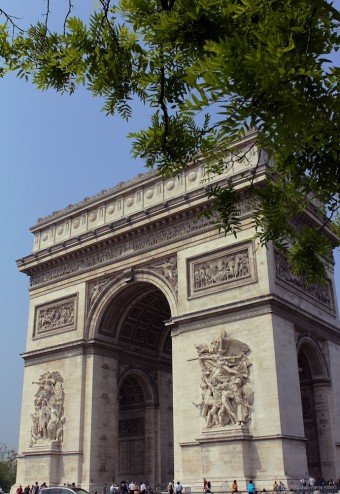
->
[31, 133, 258, 250]
[22, 340, 86, 366]
[29, 212, 217, 288]
[33, 295, 78, 338]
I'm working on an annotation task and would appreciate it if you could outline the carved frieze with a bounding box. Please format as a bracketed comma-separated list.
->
[193, 331, 253, 428]
[274, 250, 333, 310]
[187, 241, 256, 298]
[30, 214, 217, 287]
[29, 197, 257, 288]
[30, 371, 65, 447]
[34, 295, 77, 337]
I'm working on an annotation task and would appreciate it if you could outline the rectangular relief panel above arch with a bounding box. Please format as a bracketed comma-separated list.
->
[186, 240, 257, 299]
[33, 294, 78, 339]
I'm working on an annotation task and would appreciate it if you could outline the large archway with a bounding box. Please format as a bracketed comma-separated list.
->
[98, 281, 174, 488]
[297, 338, 331, 479]
[298, 348, 322, 477]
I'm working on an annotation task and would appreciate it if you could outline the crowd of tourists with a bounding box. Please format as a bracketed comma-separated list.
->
[8, 476, 340, 494]
[15, 482, 80, 494]
[15, 482, 48, 494]
[106, 481, 156, 494]
[200, 477, 340, 494]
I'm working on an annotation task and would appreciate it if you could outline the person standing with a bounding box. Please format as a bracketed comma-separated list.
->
[129, 482, 136, 494]
[103, 484, 107, 494]
[308, 477, 315, 493]
[232, 481, 238, 493]
[203, 480, 208, 493]
[110, 483, 115, 494]
[168, 481, 174, 494]
[140, 482, 146, 494]
[248, 481, 255, 494]
[175, 482, 183, 494]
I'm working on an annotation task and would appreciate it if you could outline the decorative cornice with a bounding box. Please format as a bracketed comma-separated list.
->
[33, 130, 258, 229]
[35, 171, 156, 226]
[26, 209, 218, 288]
[170, 294, 340, 339]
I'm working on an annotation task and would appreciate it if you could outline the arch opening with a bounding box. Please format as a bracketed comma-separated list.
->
[298, 348, 322, 477]
[98, 281, 174, 487]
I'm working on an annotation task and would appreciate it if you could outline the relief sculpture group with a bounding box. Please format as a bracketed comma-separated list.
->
[30, 371, 65, 446]
[193, 331, 253, 428]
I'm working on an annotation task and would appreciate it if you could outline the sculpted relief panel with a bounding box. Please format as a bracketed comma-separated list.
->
[274, 250, 333, 310]
[193, 331, 253, 428]
[34, 296, 77, 337]
[30, 371, 65, 447]
[188, 242, 256, 298]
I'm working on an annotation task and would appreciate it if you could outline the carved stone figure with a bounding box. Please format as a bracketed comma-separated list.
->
[193, 331, 253, 428]
[88, 277, 113, 309]
[30, 371, 65, 447]
[149, 257, 178, 290]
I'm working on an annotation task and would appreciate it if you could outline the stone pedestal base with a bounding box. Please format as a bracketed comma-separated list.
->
[179, 426, 253, 490]
[14, 442, 61, 490]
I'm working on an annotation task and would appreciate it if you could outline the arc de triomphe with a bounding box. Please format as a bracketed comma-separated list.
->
[15, 132, 340, 491]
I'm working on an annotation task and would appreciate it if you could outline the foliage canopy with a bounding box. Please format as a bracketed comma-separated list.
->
[1, 0, 340, 284]
[0, 442, 17, 492]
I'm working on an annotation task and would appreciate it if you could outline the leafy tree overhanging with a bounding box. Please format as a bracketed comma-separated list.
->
[1, 0, 339, 284]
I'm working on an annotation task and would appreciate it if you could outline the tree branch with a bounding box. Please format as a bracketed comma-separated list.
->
[0, 8, 24, 34]
[159, 66, 169, 151]
[63, 0, 74, 34]
[43, 0, 51, 28]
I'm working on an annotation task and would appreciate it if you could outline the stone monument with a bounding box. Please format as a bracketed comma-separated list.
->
[14, 130, 340, 491]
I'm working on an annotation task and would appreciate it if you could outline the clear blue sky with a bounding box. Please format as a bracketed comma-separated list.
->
[0, 1, 339, 450]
